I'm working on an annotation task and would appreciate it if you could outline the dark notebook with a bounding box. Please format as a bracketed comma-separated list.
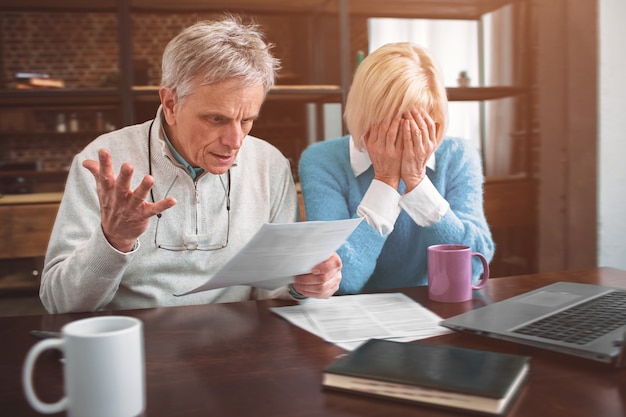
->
[322, 338, 530, 415]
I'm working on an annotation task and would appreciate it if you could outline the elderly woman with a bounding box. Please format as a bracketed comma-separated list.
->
[298, 42, 494, 293]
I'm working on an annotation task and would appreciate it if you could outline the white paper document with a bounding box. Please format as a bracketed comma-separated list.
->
[175, 218, 362, 296]
[270, 292, 451, 351]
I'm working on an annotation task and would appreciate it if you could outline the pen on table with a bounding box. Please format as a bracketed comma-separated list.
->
[30, 330, 62, 340]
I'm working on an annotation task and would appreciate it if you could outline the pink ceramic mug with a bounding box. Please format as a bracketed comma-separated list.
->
[427, 244, 489, 302]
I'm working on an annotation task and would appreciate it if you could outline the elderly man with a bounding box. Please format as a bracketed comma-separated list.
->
[40, 15, 342, 313]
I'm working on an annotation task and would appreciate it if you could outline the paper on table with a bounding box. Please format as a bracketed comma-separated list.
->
[270, 292, 451, 351]
[175, 218, 362, 296]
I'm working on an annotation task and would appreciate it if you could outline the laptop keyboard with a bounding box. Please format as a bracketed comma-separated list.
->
[513, 291, 626, 345]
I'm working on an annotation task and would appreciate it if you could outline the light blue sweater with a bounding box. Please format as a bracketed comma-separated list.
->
[299, 135, 494, 293]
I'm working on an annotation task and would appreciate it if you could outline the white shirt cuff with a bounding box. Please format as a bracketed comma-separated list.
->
[399, 177, 449, 226]
[357, 179, 401, 236]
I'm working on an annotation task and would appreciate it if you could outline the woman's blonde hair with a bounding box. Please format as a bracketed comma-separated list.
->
[344, 42, 448, 149]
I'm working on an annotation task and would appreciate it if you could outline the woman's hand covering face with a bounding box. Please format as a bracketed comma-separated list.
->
[401, 109, 438, 192]
[364, 109, 438, 193]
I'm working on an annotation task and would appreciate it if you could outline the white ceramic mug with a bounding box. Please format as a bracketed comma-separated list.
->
[22, 315, 145, 417]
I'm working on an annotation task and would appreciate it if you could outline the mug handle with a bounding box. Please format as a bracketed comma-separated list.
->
[22, 338, 68, 414]
[471, 252, 490, 290]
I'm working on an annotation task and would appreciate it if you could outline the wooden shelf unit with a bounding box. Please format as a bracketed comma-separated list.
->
[0, 0, 518, 19]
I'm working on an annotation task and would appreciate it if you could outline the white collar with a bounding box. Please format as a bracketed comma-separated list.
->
[349, 136, 436, 177]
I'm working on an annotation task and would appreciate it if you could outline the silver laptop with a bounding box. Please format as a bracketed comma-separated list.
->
[440, 282, 626, 367]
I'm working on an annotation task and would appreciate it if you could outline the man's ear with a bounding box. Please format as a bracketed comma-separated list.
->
[159, 87, 177, 125]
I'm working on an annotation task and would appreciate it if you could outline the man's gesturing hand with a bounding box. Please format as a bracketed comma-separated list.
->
[82, 148, 177, 252]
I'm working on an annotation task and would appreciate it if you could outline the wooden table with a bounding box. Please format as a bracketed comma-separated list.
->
[1, 267, 625, 416]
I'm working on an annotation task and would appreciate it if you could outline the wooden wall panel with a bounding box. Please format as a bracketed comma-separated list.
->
[0, 203, 58, 259]
[535, 0, 598, 271]
[484, 178, 537, 277]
